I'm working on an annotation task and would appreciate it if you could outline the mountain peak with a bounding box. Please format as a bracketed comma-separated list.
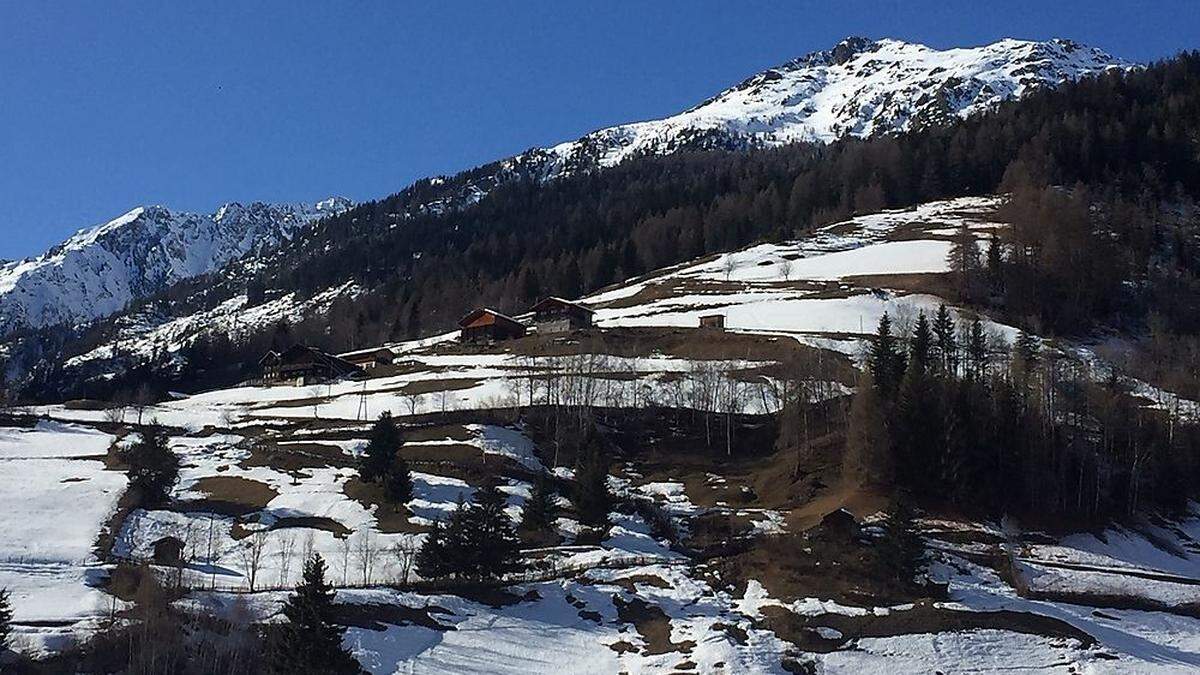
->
[522, 36, 1130, 175]
[0, 197, 352, 334]
[829, 35, 877, 64]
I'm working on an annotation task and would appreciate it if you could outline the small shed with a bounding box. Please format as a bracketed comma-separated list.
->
[340, 347, 395, 371]
[815, 509, 859, 544]
[699, 314, 726, 330]
[530, 297, 595, 334]
[458, 308, 526, 343]
[151, 536, 185, 565]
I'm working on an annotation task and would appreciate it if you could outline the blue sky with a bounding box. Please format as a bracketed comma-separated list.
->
[1, 1, 1197, 259]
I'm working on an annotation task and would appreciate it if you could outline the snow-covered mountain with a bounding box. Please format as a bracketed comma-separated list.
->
[0, 197, 350, 334]
[0, 37, 1125, 337]
[7, 36, 1132, 389]
[523, 37, 1127, 173]
[409, 37, 1128, 216]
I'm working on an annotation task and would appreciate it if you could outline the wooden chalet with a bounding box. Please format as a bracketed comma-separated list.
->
[699, 313, 726, 330]
[458, 308, 526, 343]
[339, 347, 395, 371]
[258, 345, 364, 386]
[530, 296, 594, 334]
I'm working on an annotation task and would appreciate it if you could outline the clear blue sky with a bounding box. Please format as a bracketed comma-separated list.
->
[1, 1, 1196, 259]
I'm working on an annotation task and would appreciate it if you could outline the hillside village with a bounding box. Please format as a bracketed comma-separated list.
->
[2, 23, 1200, 675]
[1, 193, 1199, 673]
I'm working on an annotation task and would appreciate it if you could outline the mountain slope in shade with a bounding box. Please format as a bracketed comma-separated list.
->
[0, 197, 350, 333]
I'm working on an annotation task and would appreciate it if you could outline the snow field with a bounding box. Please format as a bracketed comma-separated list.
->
[0, 421, 126, 655]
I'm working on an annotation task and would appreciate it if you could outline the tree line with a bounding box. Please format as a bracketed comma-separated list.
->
[839, 308, 1199, 524]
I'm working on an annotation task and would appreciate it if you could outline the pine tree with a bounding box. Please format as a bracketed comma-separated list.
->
[868, 313, 906, 398]
[947, 223, 981, 299]
[125, 425, 179, 507]
[942, 379, 989, 511]
[465, 478, 524, 581]
[519, 474, 558, 533]
[965, 318, 988, 380]
[383, 456, 413, 510]
[0, 587, 11, 652]
[415, 519, 451, 580]
[269, 554, 361, 675]
[842, 372, 892, 487]
[360, 412, 402, 483]
[932, 305, 957, 375]
[909, 312, 933, 373]
[894, 358, 943, 491]
[875, 498, 925, 588]
[1011, 331, 1040, 382]
[985, 233, 1004, 292]
[416, 484, 523, 582]
[574, 439, 613, 531]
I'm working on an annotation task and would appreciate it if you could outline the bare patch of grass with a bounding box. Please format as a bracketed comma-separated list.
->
[612, 595, 696, 656]
[343, 478, 426, 534]
[174, 476, 279, 517]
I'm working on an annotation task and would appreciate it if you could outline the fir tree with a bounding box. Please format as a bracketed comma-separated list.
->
[0, 587, 11, 652]
[360, 412, 402, 483]
[909, 312, 933, 373]
[383, 454, 413, 510]
[947, 223, 981, 299]
[965, 318, 988, 380]
[415, 519, 451, 580]
[842, 372, 892, 487]
[894, 358, 942, 490]
[875, 498, 925, 588]
[985, 233, 1004, 292]
[1011, 330, 1040, 382]
[464, 477, 524, 581]
[932, 304, 957, 375]
[573, 439, 613, 531]
[416, 485, 523, 582]
[125, 425, 179, 507]
[269, 554, 361, 675]
[519, 474, 558, 533]
[942, 380, 989, 511]
[868, 313, 906, 399]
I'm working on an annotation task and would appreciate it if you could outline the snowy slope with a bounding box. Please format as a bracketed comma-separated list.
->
[497, 37, 1127, 182]
[0, 197, 350, 334]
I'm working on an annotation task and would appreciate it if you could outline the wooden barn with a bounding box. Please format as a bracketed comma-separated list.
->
[699, 313, 726, 330]
[259, 345, 364, 386]
[339, 347, 395, 371]
[458, 308, 526, 343]
[530, 297, 594, 334]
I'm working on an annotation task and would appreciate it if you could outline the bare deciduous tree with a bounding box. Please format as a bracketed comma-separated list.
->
[307, 385, 324, 419]
[339, 535, 353, 586]
[239, 528, 270, 591]
[402, 391, 424, 416]
[276, 532, 296, 587]
[722, 255, 737, 281]
[390, 537, 420, 586]
[354, 529, 376, 586]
